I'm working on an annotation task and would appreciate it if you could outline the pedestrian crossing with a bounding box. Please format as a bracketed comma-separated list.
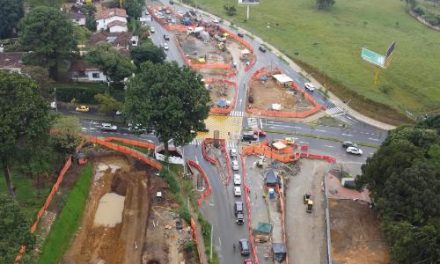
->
[326, 106, 344, 116]
[229, 111, 244, 117]
[247, 117, 258, 128]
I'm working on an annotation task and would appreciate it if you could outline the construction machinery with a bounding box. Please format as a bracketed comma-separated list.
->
[303, 193, 313, 213]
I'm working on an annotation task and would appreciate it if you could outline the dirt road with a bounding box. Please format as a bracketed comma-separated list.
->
[285, 159, 329, 264]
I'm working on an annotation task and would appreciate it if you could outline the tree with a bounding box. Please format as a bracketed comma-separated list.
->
[94, 94, 123, 115]
[125, 61, 210, 152]
[0, 71, 52, 197]
[81, 4, 97, 31]
[315, 0, 335, 10]
[86, 44, 135, 84]
[0, 194, 35, 263]
[124, 0, 143, 19]
[21, 65, 54, 97]
[130, 40, 166, 66]
[0, 0, 24, 38]
[223, 5, 237, 16]
[50, 116, 81, 154]
[356, 117, 440, 264]
[19, 6, 76, 80]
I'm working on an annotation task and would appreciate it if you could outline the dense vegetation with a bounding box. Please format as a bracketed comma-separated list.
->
[356, 115, 440, 263]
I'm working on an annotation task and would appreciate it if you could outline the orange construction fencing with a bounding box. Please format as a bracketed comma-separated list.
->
[241, 140, 298, 163]
[187, 160, 212, 206]
[205, 79, 237, 115]
[85, 136, 162, 170]
[219, 27, 254, 53]
[103, 136, 156, 150]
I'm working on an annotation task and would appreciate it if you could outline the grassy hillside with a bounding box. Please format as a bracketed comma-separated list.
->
[194, 0, 440, 121]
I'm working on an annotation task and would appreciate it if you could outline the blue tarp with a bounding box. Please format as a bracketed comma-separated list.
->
[216, 99, 227, 108]
[259, 75, 268, 81]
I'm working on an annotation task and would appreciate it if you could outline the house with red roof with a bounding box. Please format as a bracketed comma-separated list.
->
[96, 8, 127, 32]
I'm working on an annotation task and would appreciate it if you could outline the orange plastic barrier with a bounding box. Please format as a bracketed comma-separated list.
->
[15, 156, 74, 263]
[85, 136, 162, 170]
[247, 67, 323, 118]
[202, 138, 232, 183]
[187, 160, 212, 206]
[241, 140, 298, 163]
[205, 79, 237, 115]
[190, 218, 206, 264]
[103, 137, 156, 150]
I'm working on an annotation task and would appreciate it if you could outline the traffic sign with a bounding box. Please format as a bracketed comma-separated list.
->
[238, 0, 260, 4]
[386, 41, 396, 58]
[361, 48, 386, 68]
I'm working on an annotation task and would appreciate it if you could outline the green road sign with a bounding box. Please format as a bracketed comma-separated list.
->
[361, 48, 386, 68]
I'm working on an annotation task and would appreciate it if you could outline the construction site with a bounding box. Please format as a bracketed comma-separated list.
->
[62, 154, 193, 264]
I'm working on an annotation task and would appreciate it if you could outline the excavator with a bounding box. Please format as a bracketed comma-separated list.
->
[303, 193, 313, 213]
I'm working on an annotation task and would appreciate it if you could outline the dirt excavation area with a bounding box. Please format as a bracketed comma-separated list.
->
[63, 154, 191, 264]
[249, 78, 313, 112]
[206, 81, 235, 109]
[330, 199, 390, 264]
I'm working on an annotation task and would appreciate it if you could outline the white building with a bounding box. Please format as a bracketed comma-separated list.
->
[70, 60, 107, 82]
[108, 20, 128, 33]
[96, 8, 127, 32]
[70, 12, 86, 26]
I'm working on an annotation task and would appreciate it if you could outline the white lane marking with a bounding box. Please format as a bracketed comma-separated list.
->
[316, 129, 327, 132]
[369, 152, 375, 155]
[324, 145, 335, 148]
[341, 133, 353, 137]
[368, 137, 380, 141]
[218, 237, 222, 247]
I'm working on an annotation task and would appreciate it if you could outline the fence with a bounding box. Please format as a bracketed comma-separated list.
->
[102, 136, 156, 150]
[84, 136, 163, 170]
[190, 218, 207, 264]
[247, 67, 324, 118]
[204, 79, 237, 115]
[202, 138, 232, 184]
[241, 140, 298, 163]
[187, 160, 212, 206]
[240, 156, 260, 264]
[15, 157, 73, 263]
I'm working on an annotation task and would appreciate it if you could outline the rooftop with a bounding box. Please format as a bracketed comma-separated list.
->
[96, 8, 127, 20]
[0, 52, 24, 69]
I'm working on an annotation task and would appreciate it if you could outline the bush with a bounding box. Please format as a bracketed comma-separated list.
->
[179, 205, 191, 224]
[423, 14, 440, 26]
[54, 84, 105, 104]
[413, 5, 426, 16]
[223, 5, 237, 16]
[184, 240, 195, 253]
[160, 169, 180, 193]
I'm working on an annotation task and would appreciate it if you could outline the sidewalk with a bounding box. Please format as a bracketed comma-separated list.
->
[176, 1, 397, 131]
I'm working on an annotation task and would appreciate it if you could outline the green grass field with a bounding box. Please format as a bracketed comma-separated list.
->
[194, 0, 440, 123]
[37, 163, 93, 264]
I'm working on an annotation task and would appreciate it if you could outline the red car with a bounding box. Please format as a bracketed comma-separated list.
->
[244, 259, 253, 264]
[253, 129, 266, 137]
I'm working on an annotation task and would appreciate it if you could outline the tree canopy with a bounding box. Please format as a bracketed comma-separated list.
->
[51, 116, 81, 154]
[124, 0, 143, 19]
[356, 116, 440, 263]
[0, 194, 35, 263]
[130, 40, 166, 66]
[94, 93, 123, 115]
[86, 44, 135, 83]
[316, 0, 335, 9]
[0, 71, 52, 197]
[19, 6, 76, 80]
[0, 0, 24, 38]
[124, 61, 210, 151]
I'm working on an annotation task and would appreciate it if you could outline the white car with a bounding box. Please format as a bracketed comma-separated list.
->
[101, 123, 118, 132]
[304, 82, 315, 92]
[212, 18, 219, 23]
[346, 146, 363, 155]
[233, 174, 241, 186]
[234, 186, 242, 197]
[150, 26, 155, 33]
[230, 148, 238, 158]
[163, 43, 169, 50]
[232, 160, 239, 171]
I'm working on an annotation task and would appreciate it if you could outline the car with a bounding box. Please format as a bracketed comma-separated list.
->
[242, 131, 258, 142]
[258, 45, 267, 52]
[163, 34, 170, 41]
[163, 43, 169, 50]
[232, 160, 239, 171]
[253, 129, 266, 137]
[304, 82, 315, 92]
[239, 239, 250, 256]
[212, 18, 219, 23]
[346, 146, 363, 155]
[234, 201, 243, 216]
[237, 32, 244, 38]
[236, 213, 244, 225]
[233, 174, 241, 185]
[101, 123, 118, 132]
[50, 101, 57, 110]
[150, 26, 155, 33]
[342, 141, 358, 149]
[244, 259, 253, 264]
[234, 186, 242, 197]
[75, 105, 89, 112]
[285, 137, 295, 145]
[230, 148, 238, 158]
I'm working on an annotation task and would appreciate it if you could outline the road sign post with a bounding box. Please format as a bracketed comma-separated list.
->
[360, 42, 396, 86]
[238, 0, 260, 20]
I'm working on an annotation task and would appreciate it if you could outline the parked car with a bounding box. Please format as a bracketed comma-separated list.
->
[234, 201, 243, 216]
[230, 148, 238, 158]
[285, 137, 295, 145]
[233, 174, 241, 185]
[242, 131, 258, 142]
[244, 259, 253, 264]
[253, 129, 266, 137]
[101, 123, 118, 132]
[75, 105, 89, 112]
[163, 34, 170, 40]
[234, 186, 242, 197]
[232, 160, 239, 171]
[150, 26, 155, 33]
[163, 43, 169, 50]
[258, 45, 267, 52]
[239, 239, 250, 256]
[304, 82, 315, 92]
[342, 141, 358, 149]
[237, 32, 244, 38]
[236, 213, 244, 225]
[346, 146, 363, 155]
